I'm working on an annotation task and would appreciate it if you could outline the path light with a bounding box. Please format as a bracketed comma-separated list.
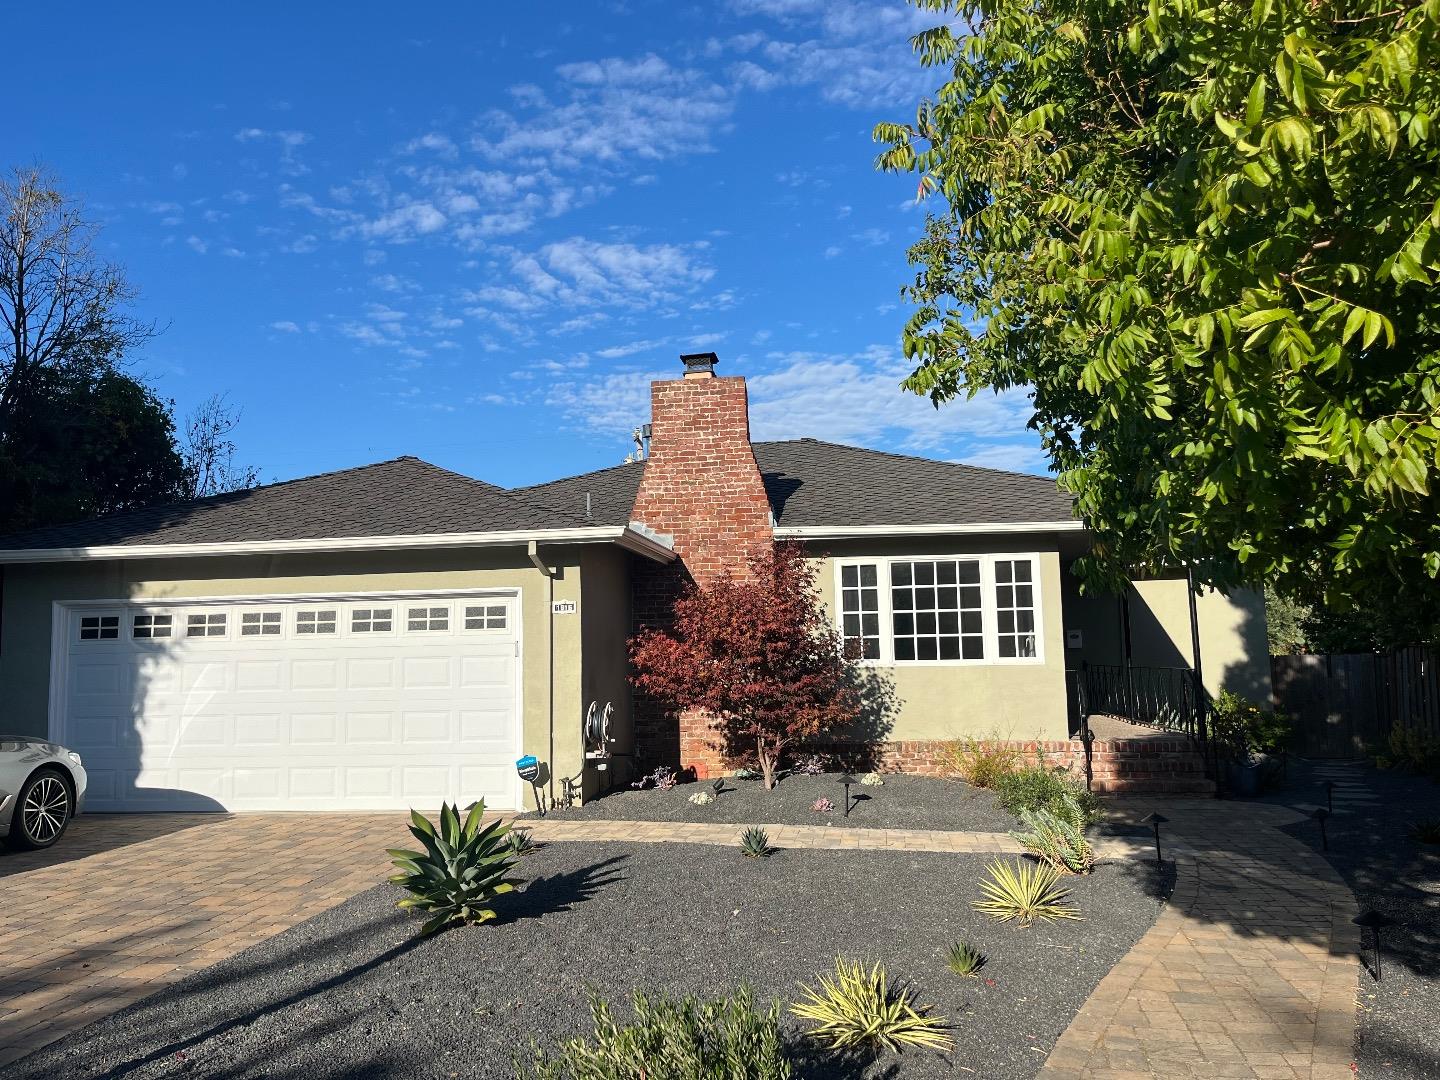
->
[1352, 910, 1397, 983]
[1141, 812, 1168, 868]
[836, 773, 857, 818]
[1312, 807, 1330, 852]
[712, 778, 725, 795]
[1326, 780, 1334, 814]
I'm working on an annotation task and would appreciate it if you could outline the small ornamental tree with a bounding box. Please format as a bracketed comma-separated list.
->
[630, 542, 861, 790]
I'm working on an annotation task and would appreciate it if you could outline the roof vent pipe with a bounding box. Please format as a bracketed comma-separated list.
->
[680, 352, 718, 379]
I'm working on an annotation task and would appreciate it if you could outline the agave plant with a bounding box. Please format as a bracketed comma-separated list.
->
[387, 801, 523, 935]
[974, 858, 1080, 926]
[791, 958, 951, 1054]
[945, 940, 985, 978]
[1010, 808, 1095, 874]
[506, 827, 539, 857]
[740, 826, 774, 858]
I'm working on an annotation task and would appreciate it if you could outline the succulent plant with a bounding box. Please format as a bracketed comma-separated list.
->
[1010, 808, 1095, 874]
[791, 958, 952, 1053]
[387, 801, 522, 935]
[974, 858, 1080, 926]
[689, 790, 716, 805]
[811, 797, 835, 814]
[732, 767, 761, 781]
[506, 827, 539, 857]
[790, 754, 827, 776]
[740, 826, 774, 858]
[860, 772, 885, 787]
[945, 939, 986, 978]
[632, 765, 679, 791]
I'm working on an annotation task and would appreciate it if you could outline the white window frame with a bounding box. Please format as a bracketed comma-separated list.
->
[832, 553, 1045, 667]
[76, 612, 122, 643]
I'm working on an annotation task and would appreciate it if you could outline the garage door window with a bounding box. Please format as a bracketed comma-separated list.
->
[351, 607, 394, 633]
[296, 609, 337, 635]
[407, 606, 450, 631]
[186, 613, 228, 638]
[464, 604, 507, 631]
[241, 611, 283, 636]
[79, 615, 120, 641]
[132, 614, 173, 639]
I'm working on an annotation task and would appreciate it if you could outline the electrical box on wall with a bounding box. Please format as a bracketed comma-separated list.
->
[1065, 629, 1084, 649]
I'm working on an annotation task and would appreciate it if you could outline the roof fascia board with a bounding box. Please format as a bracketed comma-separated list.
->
[775, 521, 1084, 539]
[0, 525, 677, 565]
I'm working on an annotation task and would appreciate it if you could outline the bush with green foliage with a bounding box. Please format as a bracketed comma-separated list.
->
[387, 801, 521, 935]
[1211, 691, 1294, 761]
[791, 958, 952, 1054]
[740, 827, 774, 858]
[1010, 807, 1096, 874]
[518, 987, 792, 1080]
[941, 737, 1025, 788]
[506, 828, 538, 858]
[974, 859, 1081, 926]
[1378, 722, 1440, 776]
[944, 940, 986, 978]
[993, 765, 1100, 827]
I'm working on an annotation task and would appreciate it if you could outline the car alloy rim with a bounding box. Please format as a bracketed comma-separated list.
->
[22, 777, 68, 843]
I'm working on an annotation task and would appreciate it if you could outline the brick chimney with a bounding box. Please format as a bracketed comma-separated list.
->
[630, 353, 774, 584]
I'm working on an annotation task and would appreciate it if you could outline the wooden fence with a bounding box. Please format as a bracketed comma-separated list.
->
[1270, 646, 1440, 758]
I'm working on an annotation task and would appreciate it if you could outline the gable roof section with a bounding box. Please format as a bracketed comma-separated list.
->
[0, 457, 640, 558]
[517, 439, 1079, 533]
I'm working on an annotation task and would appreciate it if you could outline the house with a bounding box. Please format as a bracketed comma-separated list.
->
[0, 354, 1270, 812]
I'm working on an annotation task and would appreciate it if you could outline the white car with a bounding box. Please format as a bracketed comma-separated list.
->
[1, 737, 88, 850]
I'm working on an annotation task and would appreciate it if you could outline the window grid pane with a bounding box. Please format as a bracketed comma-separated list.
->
[407, 606, 449, 631]
[186, 613, 227, 638]
[133, 614, 173, 639]
[241, 611, 283, 636]
[994, 559, 1038, 658]
[890, 559, 983, 661]
[296, 609, 337, 635]
[351, 607, 394, 633]
[839, 564, 881, 659]
[464, 604, 507, 631]
[79, 615, 120, 641]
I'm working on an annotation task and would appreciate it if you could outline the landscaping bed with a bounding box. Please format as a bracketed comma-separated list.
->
[12, 840, 1167, 1080]
[524, 770, 1021, 833]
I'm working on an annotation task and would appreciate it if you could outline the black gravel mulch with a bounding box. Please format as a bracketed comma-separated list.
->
[11, 841, 1168, 1080]
[523, 771, 1020, 833]
[1258, 759, 1440, 1080]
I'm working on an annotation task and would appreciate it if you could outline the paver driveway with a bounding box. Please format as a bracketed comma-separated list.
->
[0, 811, 410, 1067]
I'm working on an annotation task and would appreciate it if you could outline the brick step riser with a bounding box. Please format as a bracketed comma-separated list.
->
[1090, 778, 1216, 795]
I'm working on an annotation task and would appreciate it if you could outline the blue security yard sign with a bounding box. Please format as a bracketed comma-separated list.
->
[516, 755, 540, 782]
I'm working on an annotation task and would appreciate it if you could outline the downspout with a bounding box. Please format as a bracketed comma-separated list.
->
[528, 540, 555, 811]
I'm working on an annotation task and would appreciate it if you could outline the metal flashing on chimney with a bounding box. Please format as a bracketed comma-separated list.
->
[680, 351, 718, 378]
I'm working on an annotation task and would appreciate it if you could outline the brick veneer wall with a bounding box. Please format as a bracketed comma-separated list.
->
[629, 373, 775, 779]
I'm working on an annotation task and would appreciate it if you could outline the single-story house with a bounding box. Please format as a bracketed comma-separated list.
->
[0, 354, 1270, 812]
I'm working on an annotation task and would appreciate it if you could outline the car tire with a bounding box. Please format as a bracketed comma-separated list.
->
[7, 768, 73, 851]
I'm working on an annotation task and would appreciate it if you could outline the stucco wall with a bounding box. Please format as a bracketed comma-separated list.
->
[577, 546, 635, 798]
[0, 546, 599, 811]
[808, 534, 1072, 743]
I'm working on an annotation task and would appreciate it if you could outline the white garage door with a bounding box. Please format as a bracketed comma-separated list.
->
[56, 593, 522, 812]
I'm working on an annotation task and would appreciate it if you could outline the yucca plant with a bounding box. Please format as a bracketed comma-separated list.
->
[387, 801, 522, 935]
[791, 958, 951, 1054]
[739, 826, 774, 858]
[974, 859, 1080, 926]
[944, 940, 985, 979]
[506, 827, 539, 857]
[1413, 818, 1440, 844]
[1010, 808, 1095, 874]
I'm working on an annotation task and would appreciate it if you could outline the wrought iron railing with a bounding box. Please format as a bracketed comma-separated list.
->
[1078, 662, 1207, 740]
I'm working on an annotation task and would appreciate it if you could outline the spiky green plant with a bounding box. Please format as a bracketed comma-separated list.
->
[387, 801, 522, 935]
[1413, 818, 1440, 845]
[944, 940, 985, 979]
[791, 958, 952, 1054]
[974, 859, 1080, 926]
[1010, 808, 1095, 874]
[506, 827, 539, 857]
[739, 826, 774, 858]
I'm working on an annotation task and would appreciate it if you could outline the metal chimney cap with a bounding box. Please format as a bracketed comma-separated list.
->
[680, 351, 719, 375]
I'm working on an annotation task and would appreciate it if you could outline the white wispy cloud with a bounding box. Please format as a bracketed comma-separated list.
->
[269, 320, 302, 333]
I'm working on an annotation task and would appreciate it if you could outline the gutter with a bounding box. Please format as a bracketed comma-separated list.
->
[0, 525, 677, 565]
[774, 521, 1085, 540]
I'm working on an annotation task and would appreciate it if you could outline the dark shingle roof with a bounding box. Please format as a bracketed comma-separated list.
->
[0, 457, 592, 551]
[517, 440, 1076, 529]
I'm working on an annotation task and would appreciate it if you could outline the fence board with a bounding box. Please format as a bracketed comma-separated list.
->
[1271, 647, 1439, 757]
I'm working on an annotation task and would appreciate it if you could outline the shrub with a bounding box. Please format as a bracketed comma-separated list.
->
[1211, 691, 1294, 761]
[974, 859, 1080, 926]
[944, 940, 985, 979]
[941, 737, 1024, 788]
[518, 986, 793, 1080]
[506, 828, 539, 858]
[632, 765, 679, 791]
[993, 766, 1100, 827]
[689, 790, 716, 806]
[732, 767, 761, 781]
[811, 797, 835, 814]
[1412, 818, 1440, 844]
[790, 753, 827, 776]
[1011, 808, 1095, 874]
[791, 958, 952, 1054]
[860, 772, 885, 787]
[740, 827, 774, 858]
[1385, 723, 1440, 776]
[387, 801, 521, 935]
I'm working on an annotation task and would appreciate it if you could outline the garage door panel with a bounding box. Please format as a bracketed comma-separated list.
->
[401, 656, 451, 689]
[235, 712, 284, 746]
[291, 659, 340, 690]
[345, 657, 394, 690]
[401, 710, 450, 743]
[344, 711, 395, 743]
[235, 660, 285, 691]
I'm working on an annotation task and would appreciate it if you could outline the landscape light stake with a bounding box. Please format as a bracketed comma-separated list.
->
[1352, 910, 1397, 983]
[1326, 780, 1334, 814]
[1141, 812, 1168, 868]
[1312, 807, 1330, 852]
[836, 773, 857, 818]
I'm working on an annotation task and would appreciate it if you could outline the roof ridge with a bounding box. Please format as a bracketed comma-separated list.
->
[512, 458, 642, 493]
[768, 438, 1060, 485]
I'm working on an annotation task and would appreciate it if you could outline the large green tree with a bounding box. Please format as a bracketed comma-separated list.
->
[876, 0, 1440, 612]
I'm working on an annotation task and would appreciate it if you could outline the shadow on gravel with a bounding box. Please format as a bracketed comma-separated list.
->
[492, 854, 628, 926]
[1109, 854, 1177, 905]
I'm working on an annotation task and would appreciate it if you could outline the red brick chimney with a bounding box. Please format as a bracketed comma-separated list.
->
[630, 353, 774, 584]
[629, 353, 775, 779]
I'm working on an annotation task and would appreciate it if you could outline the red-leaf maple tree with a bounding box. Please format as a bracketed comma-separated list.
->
[629, 542, 862, 789]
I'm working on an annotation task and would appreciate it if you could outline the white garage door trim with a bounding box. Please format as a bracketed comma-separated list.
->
[47, 587, 525, 812]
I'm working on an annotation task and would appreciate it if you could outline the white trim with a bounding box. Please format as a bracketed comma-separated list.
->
[2, 525, 676, 565]
[832, 552, 1046, 668]
[46, 586, 529, 813]
[778, 521, 1082, 539]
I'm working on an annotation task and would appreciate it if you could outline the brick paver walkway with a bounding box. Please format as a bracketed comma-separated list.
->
[1037, 801, 1360, 1080]
[0, 812, 409, 1067]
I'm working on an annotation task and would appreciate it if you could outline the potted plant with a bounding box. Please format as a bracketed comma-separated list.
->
[1211, 691, 1292, 797]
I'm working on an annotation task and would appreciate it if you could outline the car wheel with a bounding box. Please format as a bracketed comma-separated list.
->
[9, 769, 72, 850]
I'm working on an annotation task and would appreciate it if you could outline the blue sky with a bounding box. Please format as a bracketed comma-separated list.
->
[6, 0, 1044, 487]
